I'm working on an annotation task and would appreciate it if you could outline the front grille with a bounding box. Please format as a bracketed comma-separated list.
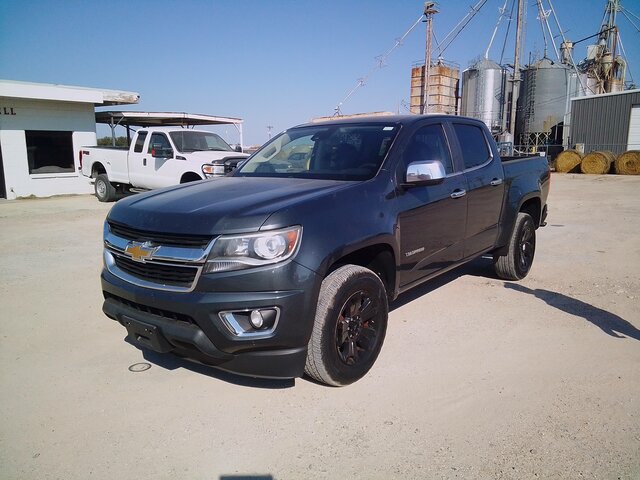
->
[113, 254, 198, 288]
[104, 292, 195, 324]
[108, 221, 211, 248]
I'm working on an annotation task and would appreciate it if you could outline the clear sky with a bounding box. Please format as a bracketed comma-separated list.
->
[1, 0, 638, 145]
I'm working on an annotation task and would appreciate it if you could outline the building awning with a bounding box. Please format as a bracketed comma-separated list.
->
[0, 79, 139, 106]
[95, 111, 243, 127]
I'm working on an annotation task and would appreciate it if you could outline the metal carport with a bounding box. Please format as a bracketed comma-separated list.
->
[96, 111, 244, 150]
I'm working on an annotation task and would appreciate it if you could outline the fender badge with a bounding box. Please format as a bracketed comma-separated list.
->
[404, 247, 425, 258]
[124, 242, 158, 263]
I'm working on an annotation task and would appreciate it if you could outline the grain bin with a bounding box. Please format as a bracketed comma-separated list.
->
[516, 58, 578, 148]
[460, 58, 508, 134]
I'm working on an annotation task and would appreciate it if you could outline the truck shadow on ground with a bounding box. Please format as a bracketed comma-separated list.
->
[505, 283, 640, 341]
[127, 341, 295, 389]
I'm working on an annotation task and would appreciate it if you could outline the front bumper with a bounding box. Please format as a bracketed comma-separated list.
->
[102, 260, 321, 379]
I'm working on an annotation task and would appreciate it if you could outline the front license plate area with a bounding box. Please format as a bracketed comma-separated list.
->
[121, 316, 173, 353]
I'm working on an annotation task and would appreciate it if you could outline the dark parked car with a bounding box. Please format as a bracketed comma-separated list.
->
[100, 115, 550, 386]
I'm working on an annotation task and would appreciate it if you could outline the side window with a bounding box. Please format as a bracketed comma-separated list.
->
[403, 124, 454, 174]
[134, 132, 148, 153]
[453, 124, 491, 170]
[148, 133, 171, 153]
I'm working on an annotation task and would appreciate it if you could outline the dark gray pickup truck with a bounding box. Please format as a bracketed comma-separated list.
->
[101, 115, 549, 386]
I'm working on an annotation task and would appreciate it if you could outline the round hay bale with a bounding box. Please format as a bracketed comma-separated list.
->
[614, 150, 640, 175]
[580, 150, 615, 174]
[555, 150, 582, 173]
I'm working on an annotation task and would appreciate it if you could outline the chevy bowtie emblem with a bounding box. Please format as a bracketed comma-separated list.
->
[124, 242, 158, 263]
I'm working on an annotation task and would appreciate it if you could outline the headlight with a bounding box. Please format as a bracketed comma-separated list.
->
[202, 164, 225, 177]
[203, 226, 302, 273]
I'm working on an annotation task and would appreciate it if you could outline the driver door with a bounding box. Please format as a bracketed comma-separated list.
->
[396, 121, 468, 287]
[146, 132, 175, 189]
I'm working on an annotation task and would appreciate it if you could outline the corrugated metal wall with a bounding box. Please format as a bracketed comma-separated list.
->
[570, 90, 640, 154]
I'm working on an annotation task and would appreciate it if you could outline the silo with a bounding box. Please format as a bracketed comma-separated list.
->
[460, 58, 508, 134]
[516, 58, 577, 149]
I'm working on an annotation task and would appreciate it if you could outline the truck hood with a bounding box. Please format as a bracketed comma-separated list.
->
[107, 177, 355, 235]
[183, 151, 249, 163]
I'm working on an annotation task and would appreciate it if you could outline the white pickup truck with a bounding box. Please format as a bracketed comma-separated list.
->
[80, 127, 249, 201]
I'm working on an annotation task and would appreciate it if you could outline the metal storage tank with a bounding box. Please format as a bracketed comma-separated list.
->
[517, 58, 581, 148]
[460, 58, 508, 134]
[410, 59, 459, 115]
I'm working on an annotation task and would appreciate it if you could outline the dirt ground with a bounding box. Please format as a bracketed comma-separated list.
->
[0, 174, 638, 480]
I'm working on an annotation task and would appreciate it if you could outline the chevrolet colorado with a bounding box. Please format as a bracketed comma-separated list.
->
[100, 115, 550, 386]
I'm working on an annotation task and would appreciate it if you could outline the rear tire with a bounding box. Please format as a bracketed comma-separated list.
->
[305, 265, 388, 386]
[94, 174, 116, 202]
[494, 212, 536, 280]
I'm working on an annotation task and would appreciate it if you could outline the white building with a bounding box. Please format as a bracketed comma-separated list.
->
[0, 79, 139, 200]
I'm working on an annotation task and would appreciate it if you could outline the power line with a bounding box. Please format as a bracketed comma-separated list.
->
[620, 5, 640, 23]
[616, 30, 635, 85]
[500, 0, 517, 64]
[620, 8, 640, 32]
[436, 0, 489, 56]
[333, 14, 424, 116]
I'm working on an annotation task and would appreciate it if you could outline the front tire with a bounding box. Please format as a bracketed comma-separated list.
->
[305, 265, 388, 386]
[94, 174, 116, 202]
[494, 212, 536, 280]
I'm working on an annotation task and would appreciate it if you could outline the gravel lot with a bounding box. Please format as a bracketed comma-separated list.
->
[1, 174, 638, 479]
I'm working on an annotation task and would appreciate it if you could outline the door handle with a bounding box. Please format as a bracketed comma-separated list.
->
[490, 178, 503, 186]
[143, 158, 147, 166]
[450, 189, 466, 199]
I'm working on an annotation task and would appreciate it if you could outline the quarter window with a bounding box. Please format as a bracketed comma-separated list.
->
[453, 124, 491, 169]
[25, 130, 75, 174]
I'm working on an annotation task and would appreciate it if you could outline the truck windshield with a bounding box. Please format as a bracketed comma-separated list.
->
[236, 123, 399, 181]
[169, 131, 234, 153]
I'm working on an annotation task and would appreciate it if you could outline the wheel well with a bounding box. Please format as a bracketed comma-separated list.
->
[181, 172, 202, 183]
[91, 162, 106, 178]
[328, 245, 396, 297]
[520, 198, 541, 227]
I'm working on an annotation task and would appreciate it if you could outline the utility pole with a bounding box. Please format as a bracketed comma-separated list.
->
[267, 125, 274, 140]
[509, 0, 524, 137]
[422, 2, 438, 114]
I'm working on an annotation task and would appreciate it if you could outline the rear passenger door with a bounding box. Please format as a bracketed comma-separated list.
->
[396, 120, 468, 287]
[451, 122, 505, 258]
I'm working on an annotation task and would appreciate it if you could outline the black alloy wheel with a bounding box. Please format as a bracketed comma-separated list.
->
[305, 264, 389, 386]
[335, 290, 383, 367]
[517, 218, 535, 274]
[494, 212, 536, 280]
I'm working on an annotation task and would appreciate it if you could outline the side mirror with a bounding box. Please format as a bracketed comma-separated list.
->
[151, 143, 173, 158]
[235, 145, 243, 153]
[404, 160, 446, 186]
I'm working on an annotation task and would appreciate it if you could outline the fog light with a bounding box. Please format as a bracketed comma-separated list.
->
[250, 310, 264, 329]
[218, 307, 280, 337]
